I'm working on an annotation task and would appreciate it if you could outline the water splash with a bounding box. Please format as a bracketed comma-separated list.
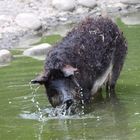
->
[19, 82, 88, 122]
[29, 82, 44, 121]
[48, 104, 67, 117]
[79, 88, 85, 115]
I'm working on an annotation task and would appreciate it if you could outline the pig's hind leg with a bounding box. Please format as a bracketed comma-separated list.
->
[106, 65, 122, 99]
[106, 47, 126, 99]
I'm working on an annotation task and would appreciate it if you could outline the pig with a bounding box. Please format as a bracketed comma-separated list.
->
[31, 16, 127, 109]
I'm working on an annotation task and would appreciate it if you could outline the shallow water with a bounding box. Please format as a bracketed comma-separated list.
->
[0, 21, 140, 140]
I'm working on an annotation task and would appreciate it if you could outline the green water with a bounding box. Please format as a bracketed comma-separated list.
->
[0, 21, 140, 140]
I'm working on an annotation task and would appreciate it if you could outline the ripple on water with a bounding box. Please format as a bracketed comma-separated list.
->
[19, 106, 103, 122]
[19, 82, 92, 122]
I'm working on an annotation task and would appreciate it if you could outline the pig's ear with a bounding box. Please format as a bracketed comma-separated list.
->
[31, 74, 47, 85]
[62, 65, 78, 77]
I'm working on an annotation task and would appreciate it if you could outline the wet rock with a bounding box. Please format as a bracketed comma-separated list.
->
[23, 43, 51, 60]
[77, 0, 97, 8]
[121, 12, 140, 25]
[0, 49, 13, 66]
[15, 13, 41, 30]
[52, 0, 76, 11]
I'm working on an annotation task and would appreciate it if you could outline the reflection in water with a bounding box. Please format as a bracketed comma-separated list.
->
[105, 100, 129, 140]
[36, 121, 44, 140]
[19, 83, 130, 140]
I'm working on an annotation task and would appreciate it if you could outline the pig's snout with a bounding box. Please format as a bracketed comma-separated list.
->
[63, 94, 73, 109]
[50, 94, 73, 109]
[65, 99, 73, 109]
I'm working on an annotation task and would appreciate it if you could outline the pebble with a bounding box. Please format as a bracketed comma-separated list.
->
[52, 0, 76, 11]
[15, 13, 41, 30]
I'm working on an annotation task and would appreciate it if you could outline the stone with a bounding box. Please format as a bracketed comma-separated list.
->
[23, 43, 52, 60]
[76, 7, 89, 14]
[0, 49, 13, 66]
[0, 15, 13, 26]
[120, 0, 140, 4]
[121, 12, 140, 25]
[77, 0, 97, 8]
[104, 2, 128, 13]
[111, 2, 127, 9]
[59, 17, 68, 21]
[52, 0, 76, 11]
[15, 13, 41, 30]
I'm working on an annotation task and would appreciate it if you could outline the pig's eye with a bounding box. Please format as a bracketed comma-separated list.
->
[49, 69, 65, 80]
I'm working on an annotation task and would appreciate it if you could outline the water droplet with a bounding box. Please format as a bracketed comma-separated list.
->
[81, 100, 84, 104]
[31, 98, 35, 103]
[24, 97, 27, 100]
[134, 112, 140, 115]
[81, 112, 85, 115]
[96, 116, 101, 121]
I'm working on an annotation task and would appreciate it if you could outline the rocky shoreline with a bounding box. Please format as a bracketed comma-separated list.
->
[0, 0, 140, 50]
[0, 0, 140, 66]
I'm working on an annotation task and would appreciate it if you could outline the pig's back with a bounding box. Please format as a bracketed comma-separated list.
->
[45, 17, 126, 77]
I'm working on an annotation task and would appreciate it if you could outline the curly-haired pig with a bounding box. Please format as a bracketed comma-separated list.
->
[31, 16, 127, 109]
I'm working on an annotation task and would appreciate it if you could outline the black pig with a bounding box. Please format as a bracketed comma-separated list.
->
[31, 16, 127, 109]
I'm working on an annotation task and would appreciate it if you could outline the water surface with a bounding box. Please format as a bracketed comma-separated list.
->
[0, 21, 140, 140]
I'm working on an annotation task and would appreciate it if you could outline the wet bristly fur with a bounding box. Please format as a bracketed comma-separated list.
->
[44, 16, 127, 98]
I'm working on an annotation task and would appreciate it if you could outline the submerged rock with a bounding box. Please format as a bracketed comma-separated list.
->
[23, 43, 51, 60]
[52, 0, 76, 11]
[121, 12, 140, 25]
[0, 49, 13, 66]
[15, 13, 41, 30]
